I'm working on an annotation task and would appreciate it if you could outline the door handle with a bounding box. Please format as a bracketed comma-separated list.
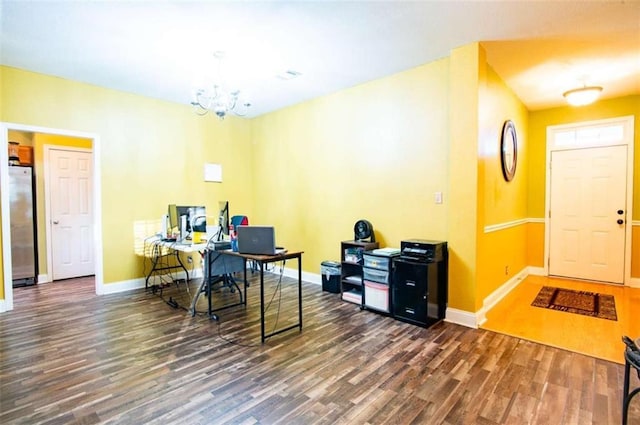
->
[53, 220, 59, 225]
[617, 219, 624, 225]
[618, 210, 624, 215]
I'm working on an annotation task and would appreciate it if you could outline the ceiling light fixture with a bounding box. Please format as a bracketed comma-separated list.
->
[562, 85, 603, 107]
[191, 51, 251, 120]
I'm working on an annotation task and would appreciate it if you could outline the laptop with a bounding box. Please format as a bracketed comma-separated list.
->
[236, 225, 286, 255]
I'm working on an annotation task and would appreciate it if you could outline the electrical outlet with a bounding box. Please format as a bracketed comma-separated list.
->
[505, 265, 509, 275]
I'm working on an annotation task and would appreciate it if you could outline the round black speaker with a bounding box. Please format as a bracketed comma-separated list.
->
[354, 219, 375, 242]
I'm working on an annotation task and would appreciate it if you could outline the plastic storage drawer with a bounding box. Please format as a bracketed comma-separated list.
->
[362, 267, 389, 284]
[363, 254, 390, 270]
[364, 280, 390, 312]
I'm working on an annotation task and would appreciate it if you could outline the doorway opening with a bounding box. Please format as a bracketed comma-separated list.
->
[544, 116, 635, 285]
[1, 122, 104, 312]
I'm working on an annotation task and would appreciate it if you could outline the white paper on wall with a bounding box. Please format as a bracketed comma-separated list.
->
[204, 163, 222, 182]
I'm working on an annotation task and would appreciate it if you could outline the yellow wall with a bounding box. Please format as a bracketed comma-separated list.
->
[447, 44, 481, 312]
[528, 95, 640, 277]
[1, 54, 636, 314]
[475, 59, 529, 307]
[250, 58, 450, 273]
[0, 66, 254, 286]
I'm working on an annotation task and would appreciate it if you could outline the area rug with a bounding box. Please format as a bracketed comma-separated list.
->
[531, 286, 617, 321]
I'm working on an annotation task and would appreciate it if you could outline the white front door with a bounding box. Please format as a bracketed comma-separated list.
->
[49, 148, 94, 280]
[548, 145, 627, 283]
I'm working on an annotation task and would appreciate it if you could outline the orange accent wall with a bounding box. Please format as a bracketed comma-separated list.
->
[633, 225, 640, 278]
[526, 221, 545, 268]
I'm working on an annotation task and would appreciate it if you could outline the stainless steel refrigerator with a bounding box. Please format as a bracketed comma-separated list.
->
[9, 166, 37, 286]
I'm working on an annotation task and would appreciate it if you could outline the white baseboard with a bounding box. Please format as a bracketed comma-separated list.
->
[0, 299, 6, 313]
[37, 274, 50, 284]
[100, 263, 307, 295]
[476, 267, 528, 326]
[445, 308, 478, 329]
[527, 266, 545, 276]
[275, 264, 321, 286]
[100, 269, 196, 295]
[628, 277, 640, 288]
[100, 277, 146, 294]
[524, 265, 640, 288]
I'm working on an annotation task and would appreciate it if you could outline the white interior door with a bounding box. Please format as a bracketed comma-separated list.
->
[49, 148, 94, 280]
[548, 145, 627, 283]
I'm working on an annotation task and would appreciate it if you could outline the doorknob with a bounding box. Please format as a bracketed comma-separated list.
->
[53, 220, 59, 225]
[618, 210, 624, 215]
[617, 219, 624, 225]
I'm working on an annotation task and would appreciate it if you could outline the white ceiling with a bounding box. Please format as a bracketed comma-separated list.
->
[1, 1, 639, 118]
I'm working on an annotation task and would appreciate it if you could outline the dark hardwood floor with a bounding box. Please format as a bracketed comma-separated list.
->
[1, 273, 639, 424]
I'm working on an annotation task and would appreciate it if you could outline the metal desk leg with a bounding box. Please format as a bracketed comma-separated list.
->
[176, 251, 189, 281]
[207, 257, 213, 319]
[145, 255, 160, 291]
[259, 254, 303, 344]
[260, 260, 266, 344]
[242, 258, 248, 306]
[298, 256, 303, 330]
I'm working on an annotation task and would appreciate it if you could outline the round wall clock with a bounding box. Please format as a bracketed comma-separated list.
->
[501, 120, 518, 181]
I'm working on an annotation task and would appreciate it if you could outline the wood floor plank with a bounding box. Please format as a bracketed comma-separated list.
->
[1, 275, 640, 424]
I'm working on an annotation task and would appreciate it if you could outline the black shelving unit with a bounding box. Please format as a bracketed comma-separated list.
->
[340, 240, 378, 305]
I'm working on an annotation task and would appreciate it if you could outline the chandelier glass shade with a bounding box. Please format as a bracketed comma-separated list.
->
[191, 52, 251, 120]
[563, 86, 603, 106]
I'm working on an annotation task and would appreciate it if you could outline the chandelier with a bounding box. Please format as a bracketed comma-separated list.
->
[191, 52, 251, 120]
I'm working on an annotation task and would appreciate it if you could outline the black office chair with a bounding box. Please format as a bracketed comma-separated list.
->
[622, 336, 640, 424]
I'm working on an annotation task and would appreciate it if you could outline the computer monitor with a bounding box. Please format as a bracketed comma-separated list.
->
[175, 205, 206, 240]
[167, 204, 178, 237]
[217, 201, 229, 241]
[189, 207, 207, 233]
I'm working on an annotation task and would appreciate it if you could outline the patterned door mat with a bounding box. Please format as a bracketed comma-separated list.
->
[531, 286, 617, 321]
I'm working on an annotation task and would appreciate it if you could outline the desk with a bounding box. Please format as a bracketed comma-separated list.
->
[146, 238, 304, 343]
[144, 238, 207, 291]
[222, 250, 304, 343]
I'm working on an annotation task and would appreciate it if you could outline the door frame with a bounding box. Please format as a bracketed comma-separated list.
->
[544, 115, 635, 285]
[44, 145, 94, 282]
[1, 122, 104, 312]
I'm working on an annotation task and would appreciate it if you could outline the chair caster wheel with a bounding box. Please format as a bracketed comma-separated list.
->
[210, 313, 219, 321]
